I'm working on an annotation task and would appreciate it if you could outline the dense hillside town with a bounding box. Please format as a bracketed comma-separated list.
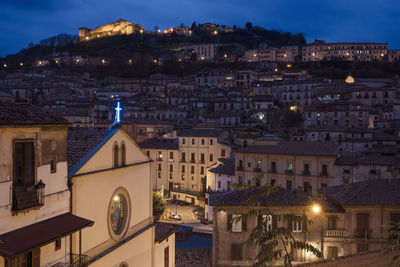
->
[0, 19, 400, 267]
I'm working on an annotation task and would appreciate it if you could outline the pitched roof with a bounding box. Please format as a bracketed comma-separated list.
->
[154, 222, 180, 243]
[0, 213, 93, 257]
[139, 138, 179, 150]
[67, 127, 118, 175]
[0, 102, 67, 126]
[209, 158, 235, 176]
[321, 180, 400, 206]
[235, 142, 337, 157]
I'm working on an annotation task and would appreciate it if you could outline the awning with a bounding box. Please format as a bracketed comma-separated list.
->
[0, 213, 94, 258]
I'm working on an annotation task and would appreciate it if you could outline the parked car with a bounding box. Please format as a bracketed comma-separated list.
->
[169, 214, 182, 220]
[200, 218, 212, 225]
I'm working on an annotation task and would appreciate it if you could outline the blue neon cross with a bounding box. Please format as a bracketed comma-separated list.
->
[114, 101, 122, 122]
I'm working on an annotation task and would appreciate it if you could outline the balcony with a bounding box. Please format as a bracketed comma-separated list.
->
[302, 170, 310, 176]
[268, 168, 277, 173]
[320, 172, 329, 177]
[354, 229, 372, 239]
[157, 157, 163, 161]
[68, 253, 89, 267]
[168, 158, 174, 162]
[323, 229, 347, 238]
[370, 170, 377, 175]
[180, 159, 186, 163]
[285, 170, 293, 175]
[12, 181, 45, 213]
[343, 169, 350, 174]
[190, 159, 196, 163]
[237, 166, 244, 171]
[200, 160, 205, 164]
[253, 167, 262, 172]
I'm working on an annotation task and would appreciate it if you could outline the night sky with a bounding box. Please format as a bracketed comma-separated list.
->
[1, 0, 400, 57]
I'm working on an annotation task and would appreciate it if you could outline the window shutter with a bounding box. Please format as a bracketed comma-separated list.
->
[227, 214, 232, 231]
[32, 248, 41, 267]
[242, 215, 247, 232]
[257, 215, 262, 227]
[272, 215, 278, 230]
[287, 216, 293, 232]
[303, 216, 308, 232]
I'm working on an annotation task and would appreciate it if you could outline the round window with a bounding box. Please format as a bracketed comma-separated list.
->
[108, 187, 131, 240]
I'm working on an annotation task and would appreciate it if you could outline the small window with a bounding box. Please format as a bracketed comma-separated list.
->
[231, 243, 243, 261]
[121, 144, 126, 166]
[201, 139, 205, 145]
[210, 139, 213, 145]
[113, 144, 119, 168]
[164, 246, 169, 267]
[232, 214, 242, 232]
[221, 149, 226, 157]
[182, 138, 185, 144]
[169, 152, 173, 159]
[50, 156, 56, 173]
[192, 139, 195, 145]
[55, 238, 61, 251]
[286, 180, 292, 190]
[146, 151, 150, 157]
[293, 220, 302, 232]
[209, 154, 213, 162]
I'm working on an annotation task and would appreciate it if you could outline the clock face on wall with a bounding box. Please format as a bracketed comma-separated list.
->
[108, 187, 131, 240]
[110, 193, 127, 234]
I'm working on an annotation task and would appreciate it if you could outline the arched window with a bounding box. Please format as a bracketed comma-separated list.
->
[121, 144, 126, 167]
[113, 144, 119, 168]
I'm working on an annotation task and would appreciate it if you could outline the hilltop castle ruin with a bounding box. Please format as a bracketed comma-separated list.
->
[79, 19, 145, 41]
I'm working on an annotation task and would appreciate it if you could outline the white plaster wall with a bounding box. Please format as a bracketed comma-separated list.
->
[90, 227, 154, 267]
[155, 233, 175, 267]
[76, 130, 149, 175]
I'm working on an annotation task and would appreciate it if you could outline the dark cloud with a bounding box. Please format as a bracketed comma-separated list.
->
[1, 0, 400, 56]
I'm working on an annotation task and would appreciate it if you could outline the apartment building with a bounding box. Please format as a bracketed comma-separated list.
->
[234, 142, 337, 195]
[210, 180, 400, 266]
[302, 42, 388, 62]
[244, 46, 299, 62]
[303, 101, 370, 129]
[184, 43, 219, 61]
[334, 153, 400, 185]
[0, 103, 93, 267]
[141, 129, 231, 194]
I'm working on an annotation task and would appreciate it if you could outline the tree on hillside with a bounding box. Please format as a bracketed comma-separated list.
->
[191, 21, 198, 32]
[245, 22, 253, 30]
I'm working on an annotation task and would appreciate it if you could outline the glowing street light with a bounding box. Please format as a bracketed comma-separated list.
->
[213, 30, 218, 35]
[20, 63, 24, 66]
[85, 36, 89, 40]
[3, 64, 6, 68]
[312, 204, 321, 214]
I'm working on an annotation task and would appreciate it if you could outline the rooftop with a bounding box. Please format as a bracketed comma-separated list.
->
[0, 102, 67, 126]
[235, 142, 337, 157]
[321, 180, 400, 206]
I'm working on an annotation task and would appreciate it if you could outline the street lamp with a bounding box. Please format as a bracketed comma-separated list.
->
[312, 204, 321, 214]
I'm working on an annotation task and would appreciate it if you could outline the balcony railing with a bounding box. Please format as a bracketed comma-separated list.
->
[354, 229, 372, 239]
[285, 170, 293, 175]
[180, 159, 186, 162]
[302, 170, 310, 176]
[323, 229, 347, 238]
[190, 159, 196, 163]
[12, 181, 45, 213]
[370, 170, 377, 175]
[268, 168, 277, 173]
[200, 160, 205, 164]
[68, 253, 89, 267]
[237, 166, 244, 171]
[320, 172, 329, 177]
[254, 167, 262, 172]
[343, 169, 350, 174]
